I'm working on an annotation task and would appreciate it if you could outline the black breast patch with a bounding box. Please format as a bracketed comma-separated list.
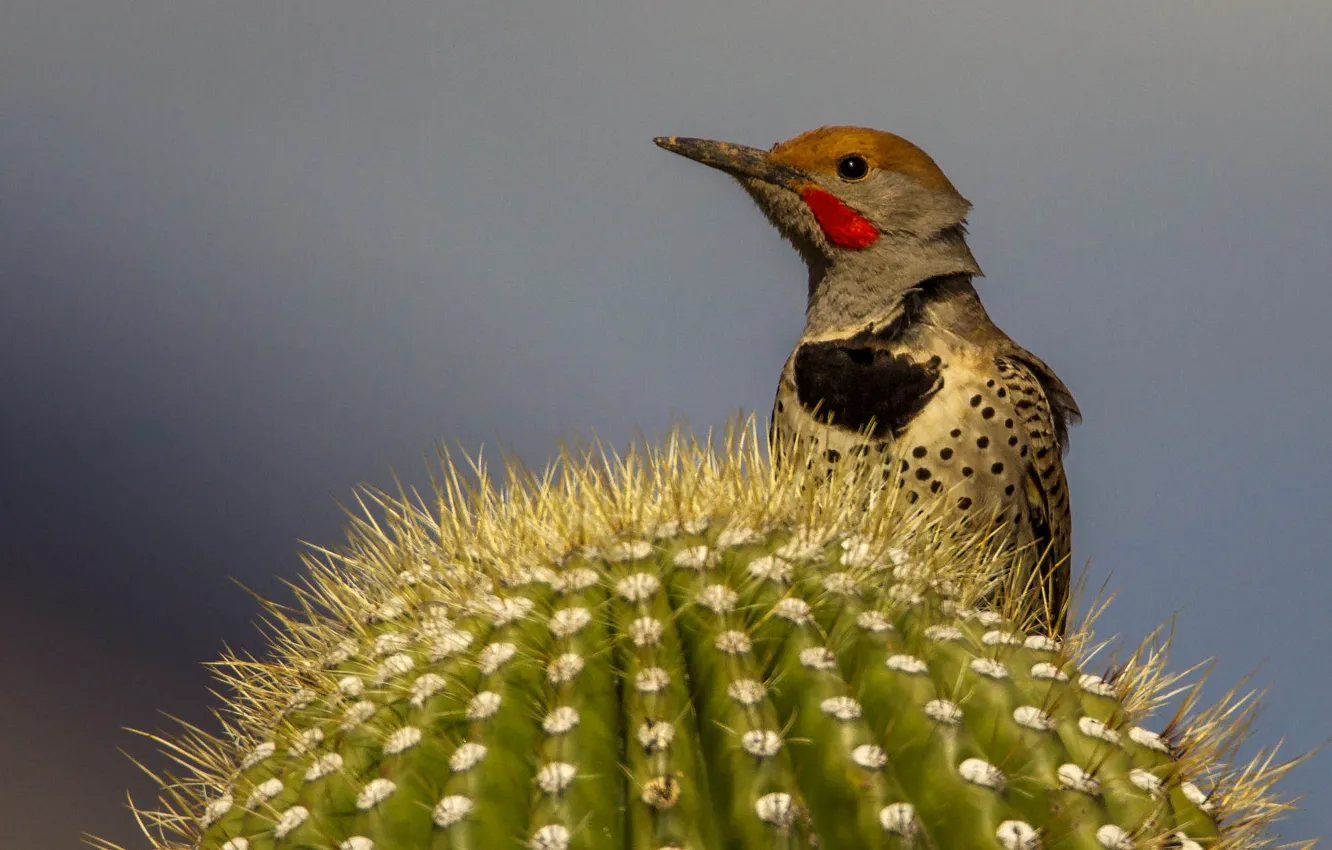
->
[793, 341, 941, 438]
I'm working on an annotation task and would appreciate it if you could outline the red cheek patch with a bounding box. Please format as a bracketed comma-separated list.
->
[800, 187, 879, 250]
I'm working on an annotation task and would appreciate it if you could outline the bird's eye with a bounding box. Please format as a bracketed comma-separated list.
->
[836, 154, 870, 181]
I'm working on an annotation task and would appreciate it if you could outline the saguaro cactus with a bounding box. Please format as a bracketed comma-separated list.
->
[111, 424, 1305, 850]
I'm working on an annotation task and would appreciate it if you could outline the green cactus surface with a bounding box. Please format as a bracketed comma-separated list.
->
[112, 423, 1306, 850]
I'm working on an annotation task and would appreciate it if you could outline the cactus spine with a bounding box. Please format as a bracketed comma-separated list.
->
[108, 422, 1307, 850]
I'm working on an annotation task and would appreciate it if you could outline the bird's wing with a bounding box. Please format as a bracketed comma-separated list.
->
[1021, 460, 1070, 633]
[1000, 348, 1081, 452]
[997, 351, 1075, 632]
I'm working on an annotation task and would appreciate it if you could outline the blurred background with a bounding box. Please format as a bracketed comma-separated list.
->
[2, 2, 1329, 847]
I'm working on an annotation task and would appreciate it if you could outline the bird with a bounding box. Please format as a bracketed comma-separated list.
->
[655, 126, 1081, 634]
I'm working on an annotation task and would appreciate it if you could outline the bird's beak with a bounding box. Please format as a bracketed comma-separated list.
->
[654, 136, 805, 189]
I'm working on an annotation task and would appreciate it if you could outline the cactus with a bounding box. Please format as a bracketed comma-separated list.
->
[109, 422, 1307, 850]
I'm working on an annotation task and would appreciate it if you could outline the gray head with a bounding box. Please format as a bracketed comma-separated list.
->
[656, 126, 982, 334]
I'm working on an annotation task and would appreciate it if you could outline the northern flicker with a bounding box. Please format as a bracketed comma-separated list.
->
[656, 126, 1081, 634]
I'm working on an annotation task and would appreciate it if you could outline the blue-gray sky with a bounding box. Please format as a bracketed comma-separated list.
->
[2, 2, 1329, 846]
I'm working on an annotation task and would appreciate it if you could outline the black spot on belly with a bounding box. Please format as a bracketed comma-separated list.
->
[793, 341, 941, 438]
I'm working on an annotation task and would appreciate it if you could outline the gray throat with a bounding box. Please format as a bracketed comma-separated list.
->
[801, 226, 983, 339]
